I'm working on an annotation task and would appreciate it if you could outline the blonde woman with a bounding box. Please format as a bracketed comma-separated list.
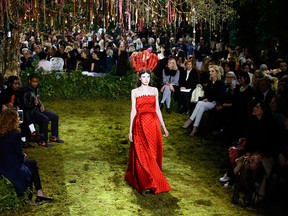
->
[182, 65, 226, 136]
[160, 58, 180, 113]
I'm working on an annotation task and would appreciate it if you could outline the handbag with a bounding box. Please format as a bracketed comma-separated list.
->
[191, 84, 204, 103]
[228, 138, 246, 167]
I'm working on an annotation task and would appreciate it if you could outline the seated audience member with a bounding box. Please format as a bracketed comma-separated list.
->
[0, 109, 53, 205]
[232, 100, 274, 207]
[209, 71, 237, 138]
[176, 56, 185, 76]
[157, 44, 166, 60]
[22, 73, 64, 147]
[269, 59, 287, 78]
[223, 60, 236, 78]
[182, 65, 225, 136]
[154, 49, 170, 90]
[116, 41, 129, 76]
[1, 76, 35, 148]
[277, 75, 288, 99]
[58, 43, 68, 69]
[103, 49, 116, 73]
[254, 64, 269, 77]
[254, 76, 275, 110]
[159, 58, 180, 114]
[265, 95, 288, 206]
[240, 63, 254, 86]
[20, 49, 35, 71]
[79, 49, 91, 72]
[178, 59, 200, 114]
[46, 45, 60, 61]
[218, 72, 255, 186]
[275, 60, 288, 80]
[90, 51, 103, 73]
[232, 71, 255, 139]
[35, 51, 50, 72]
[66, 50, 79, 72]
[1, 76, 22, 111]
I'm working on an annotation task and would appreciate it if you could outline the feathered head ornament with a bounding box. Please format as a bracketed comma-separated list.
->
[130, 50, 158, 73]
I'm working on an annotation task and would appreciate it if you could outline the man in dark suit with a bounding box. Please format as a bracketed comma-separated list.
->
[254, 76, 275, 111]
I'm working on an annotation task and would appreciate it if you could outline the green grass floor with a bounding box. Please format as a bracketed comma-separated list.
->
[0, 99, 276, 215]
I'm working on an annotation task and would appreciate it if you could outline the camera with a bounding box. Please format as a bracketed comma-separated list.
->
[18, 110, 23, 123]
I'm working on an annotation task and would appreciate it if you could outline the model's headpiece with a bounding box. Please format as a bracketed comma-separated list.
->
[130, 50, 158, 73]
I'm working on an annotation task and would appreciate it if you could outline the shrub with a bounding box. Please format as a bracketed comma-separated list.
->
[20, 68, 159, 100]
[20, 70, 139, 100]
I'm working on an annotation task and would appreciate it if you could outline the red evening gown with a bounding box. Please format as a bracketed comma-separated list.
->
[125, 95, 171, 194]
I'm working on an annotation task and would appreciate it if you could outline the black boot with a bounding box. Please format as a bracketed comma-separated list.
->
[160, 103, 163, 110]
[166, 108, 170, 114]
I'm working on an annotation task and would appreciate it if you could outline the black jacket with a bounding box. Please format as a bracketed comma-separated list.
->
[204, 80, 226, 104]
[179, 69, 199, 90]
[22, 85, 43, 112]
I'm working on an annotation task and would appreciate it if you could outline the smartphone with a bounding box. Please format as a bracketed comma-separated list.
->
[18, 110, 23, 123]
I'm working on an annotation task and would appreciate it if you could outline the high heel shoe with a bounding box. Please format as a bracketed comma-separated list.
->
[182, 119, 192, 129]
[35, 196, 53, 202]
[189, 126, 198, 136]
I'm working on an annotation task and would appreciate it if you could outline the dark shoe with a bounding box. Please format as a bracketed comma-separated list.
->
[21, 141, 35, 148]
[29, 132, 42, 142]
[143, 188, 154, 195]
[50, 136, 64, 143]
[160, 103, 164, 110]
[241, 200, 252, 208]
[166, 108, 170, 114]
[37, 141, 52, 148]
[35, 196, 53, 203]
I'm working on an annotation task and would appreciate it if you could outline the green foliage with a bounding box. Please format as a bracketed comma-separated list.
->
[20, 70, 137, 100]
[0, 177, 28, 213]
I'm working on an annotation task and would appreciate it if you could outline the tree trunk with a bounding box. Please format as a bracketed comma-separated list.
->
[0, 0, 21, 79]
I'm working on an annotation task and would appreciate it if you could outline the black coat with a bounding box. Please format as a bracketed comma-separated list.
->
[204, 80, 226, 104]
[179, 69, 199, 90]
[0, 131, 31, 194]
